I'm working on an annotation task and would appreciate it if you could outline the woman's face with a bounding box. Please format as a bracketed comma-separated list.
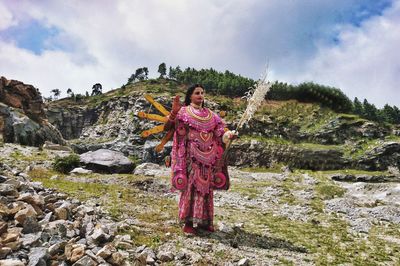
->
[190, 87, 205, 106]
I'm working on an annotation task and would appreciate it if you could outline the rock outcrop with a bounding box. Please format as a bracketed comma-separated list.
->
[0, 77, 65, 146]
[0, 77, 46, 122]
[228, 139, 348, 170]
[356, 141, 400, 170]
[0, 103, 65, 146]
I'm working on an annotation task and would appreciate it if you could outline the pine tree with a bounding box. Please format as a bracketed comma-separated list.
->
[362, 99, 379, 121]
[353, 97, 363, 116]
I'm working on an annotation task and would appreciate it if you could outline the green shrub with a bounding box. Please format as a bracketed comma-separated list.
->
[52, 154, 80, 173]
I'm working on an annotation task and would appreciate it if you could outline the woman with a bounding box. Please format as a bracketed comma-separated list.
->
[166, 84, 236, 234]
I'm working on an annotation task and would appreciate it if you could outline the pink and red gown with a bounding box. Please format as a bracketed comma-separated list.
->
[171, 105, 227, 226]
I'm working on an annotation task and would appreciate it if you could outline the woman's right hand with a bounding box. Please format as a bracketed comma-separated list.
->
[171, 95, 181, 115]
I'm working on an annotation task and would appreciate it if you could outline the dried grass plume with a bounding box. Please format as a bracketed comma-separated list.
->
[236, 71, 272, 130]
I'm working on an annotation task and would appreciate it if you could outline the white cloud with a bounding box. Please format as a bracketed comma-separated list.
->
[0, 0, 398, 107]
[279, 1, 400, 107]
[0, 2, 16, 30]
[0, 40, 118, 96]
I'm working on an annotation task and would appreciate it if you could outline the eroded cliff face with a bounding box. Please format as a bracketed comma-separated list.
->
[46, 106, 99, 140]
[0, 77, 65, 146]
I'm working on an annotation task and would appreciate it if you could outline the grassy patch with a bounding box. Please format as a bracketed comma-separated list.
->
[276, 175, 307, 205]
[10, 150, 49, 162]
[385, 135, 400, 142]
[240, 166, 284, 174]
[318, 169, 392, 176]
[229, 180, 263, 199]
[240, 135, 343, 152]
[28, 168, 60, 179]
[311, 172, 346, 200]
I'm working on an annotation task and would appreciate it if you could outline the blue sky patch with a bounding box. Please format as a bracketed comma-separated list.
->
[345, 0, 392, 27]
[0, 19, 62, 55]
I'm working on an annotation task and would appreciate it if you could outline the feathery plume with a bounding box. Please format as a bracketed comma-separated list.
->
[223, 69, 271, 159]
[236, 71, 271, 130]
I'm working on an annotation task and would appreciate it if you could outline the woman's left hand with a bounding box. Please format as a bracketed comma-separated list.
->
[228, 130, 239, 140]
[223, 130, 238, 143]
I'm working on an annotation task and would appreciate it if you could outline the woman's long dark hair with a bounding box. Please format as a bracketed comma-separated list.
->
[185, 84, 205, 107]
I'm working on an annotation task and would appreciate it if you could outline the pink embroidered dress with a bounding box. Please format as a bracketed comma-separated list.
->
[171, 105, 227, 226]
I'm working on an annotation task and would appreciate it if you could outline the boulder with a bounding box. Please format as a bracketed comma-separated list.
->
[80, 149, 134, 173]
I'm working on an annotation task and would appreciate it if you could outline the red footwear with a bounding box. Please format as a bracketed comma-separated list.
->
[206, 225, 215, 232]
[183, 225, 196, 235]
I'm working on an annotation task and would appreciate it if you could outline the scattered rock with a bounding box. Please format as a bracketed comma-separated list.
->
[70, 167, 93, 175]
[108, 252, 125, 265]
[238, 258, 250, 266]
[27, 247, 49, 266]
[22, 216, 41, 234]
[0, 247, 12, 259]
[15, 204, 37, 225]
[0, 259, 25, 266]
[65, 243, 86, 263]
[157, 251, 174, 262]
[0, 221, 8, 235]
[0, 184, 19, 197]
[55, 207, 69, 220]
[48, 240, 67, 256]
[96, 244, 114, 259]
[72, 255, 97, 266]
[0, 148, 128, 265]
[133, 163, 169, 176]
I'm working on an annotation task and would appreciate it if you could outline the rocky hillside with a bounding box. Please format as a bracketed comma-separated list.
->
[45, 79, 400, 171]
[1, 78, 400, 265]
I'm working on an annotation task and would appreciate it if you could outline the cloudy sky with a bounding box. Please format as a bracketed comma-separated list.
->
[0, 0, 399, 107]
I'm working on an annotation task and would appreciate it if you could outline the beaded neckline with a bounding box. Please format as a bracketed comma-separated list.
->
[187, 106, 212, 121]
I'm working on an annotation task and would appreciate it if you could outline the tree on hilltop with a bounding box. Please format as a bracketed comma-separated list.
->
[127, 67, 149, 84]
[362, 99, 380, 121]
[353, 97, 363, 116]
[67, 88, 74, 98]
[158, 63, 167, 78]
[91, 83, 102, 96]
[51, 89, 61, 100]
